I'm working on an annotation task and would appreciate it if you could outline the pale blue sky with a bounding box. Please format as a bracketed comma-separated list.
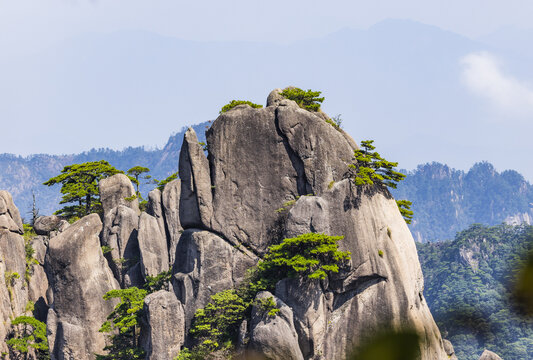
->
[1, 1, 533, 180]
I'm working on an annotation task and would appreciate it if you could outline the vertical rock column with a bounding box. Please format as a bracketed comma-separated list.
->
[46, 214, 120, 360]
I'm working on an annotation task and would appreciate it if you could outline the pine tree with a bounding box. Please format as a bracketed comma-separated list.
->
[43, 160, 122, 219]
[349, 140, 406, 189]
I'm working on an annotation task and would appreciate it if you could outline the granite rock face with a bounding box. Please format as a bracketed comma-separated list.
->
[172, 229, 256, 326]
[138, 212, 169, 279]
[140, 290, 185, 360]
[0, 191, 23, 234]
[99, 173, 140, 216]
[34, 215, 62, 235]
[46, 214, 119, 359]
[179, 128, 213, 229]
[478, 349, 503, 360]
[249, 291, 304, 360]
[162, 179, 182, 264]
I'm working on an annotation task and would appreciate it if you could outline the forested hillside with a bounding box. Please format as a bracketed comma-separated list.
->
[393, 162, 533, 242]
[417, 224, 533, 360]
[0, 122, 208, 218]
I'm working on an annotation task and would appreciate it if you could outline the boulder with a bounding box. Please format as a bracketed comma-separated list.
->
[443, 339, 458, 360]
[172, 229, 256, 327]
[46, 214, 119, 359]
[140, 290, 185, 360]
[31, 236, 48, 264]
[479, 349, 503, 360]
[179, 127, 213, 229]
[138, 212, 169, 279]
[0, 190, 23, 234]
[248, 291, 304, 360]
[34, 215, 62, 235]
[101, 205, 141, 286]
[99, 174, 139, 216]
[162, 179, 182, 264]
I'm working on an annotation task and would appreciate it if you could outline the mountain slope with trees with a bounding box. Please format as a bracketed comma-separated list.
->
[393, 162, 533, 242]
[417, 224, 533, 360]
[0, 122, 208, 218]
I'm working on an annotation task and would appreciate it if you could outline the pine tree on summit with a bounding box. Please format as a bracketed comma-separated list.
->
[43, 160, 122, 219]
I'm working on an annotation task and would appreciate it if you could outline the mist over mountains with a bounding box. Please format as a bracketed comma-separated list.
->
[2, 19, 533, 181]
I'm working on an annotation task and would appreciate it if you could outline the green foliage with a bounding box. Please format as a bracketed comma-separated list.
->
[6, 316, 49, 359]
[127, 166, 151, 196]
[144, 270, 172, 293]
[258, 233, 350, 281]
[219, 100, 263, 114]
[418, 224, 533, 360]
[24, 239, 38, 285]
[255, 296, 279, 318]
[155, 172, 178, 191]
[378, 250, 384, 257]
[5, 271, 20, 288]
[190, 290, 247, 352]
[43, 160, 123, 219]
[396, 200, 414, 224]
[185, 233, 350, 358]
[391, 161, 533, 242]
[98, 287, 148, 360]
[22, 224, 36, 242]
[101, 245, 113, 255]
[25, 301, 35, 313]
[280, 87, 324, 112]
[349, 140, 406, 190]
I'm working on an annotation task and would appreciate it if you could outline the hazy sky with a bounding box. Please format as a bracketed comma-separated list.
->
[1, 1, 533, 180]
[2, 0, 533, 54]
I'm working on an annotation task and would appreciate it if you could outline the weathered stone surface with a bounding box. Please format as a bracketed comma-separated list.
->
[138, 212, 169, 279]
[206, 105, 298, 253]
[28, 262, 49, 322]
[0, 230, 28, 354]
[443, 339, 458, 360]
[147, 189, 166, 240]
[275, 278, 327, 358]
[99, 174, 139, 216]
[140, 290, 185, 360]
[266, 88, 284, 107]
[172, 229, 256, 327]
[0, 191, 23, 233]
[479, 349, 503, 360]
[34, 215, 62, 235]
[101, 205, 140, 285]
[0, 213, 23, 233]
[277, 181, 448, 359]
[162, 179, 182, 264]
[31, 236, 48, 264]
[249, 291, 304, 360]
[179, 127, 213, 229]
[0, 230, 28, 315]
[276, 104, 355, 195]
[46, 214, 119, 359]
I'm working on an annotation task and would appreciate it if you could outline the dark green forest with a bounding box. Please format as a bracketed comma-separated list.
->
[418, 224, 533, 359]
[393, 162, 533, 242]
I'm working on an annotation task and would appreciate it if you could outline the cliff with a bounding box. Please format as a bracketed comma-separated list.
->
[0, 89, 457, 359]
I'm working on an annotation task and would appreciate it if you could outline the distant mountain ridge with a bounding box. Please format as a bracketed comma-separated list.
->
[392, 162, 533, 242]
[0, 122, 208, 218]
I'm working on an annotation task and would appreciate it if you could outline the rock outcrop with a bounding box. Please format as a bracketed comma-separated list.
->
[172, 229, 256, 326]
[138, 212, 169, 279]
[99, 173, 140, 215]
[34, 215, 62, 235]
[162, 179, 182, 264]
[46, 214, 119, 359]
[0, 89, 457, 359]
[249, 291, 304, 360]
[478, 349, 503, 360]
[140, 290, 185, 360]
